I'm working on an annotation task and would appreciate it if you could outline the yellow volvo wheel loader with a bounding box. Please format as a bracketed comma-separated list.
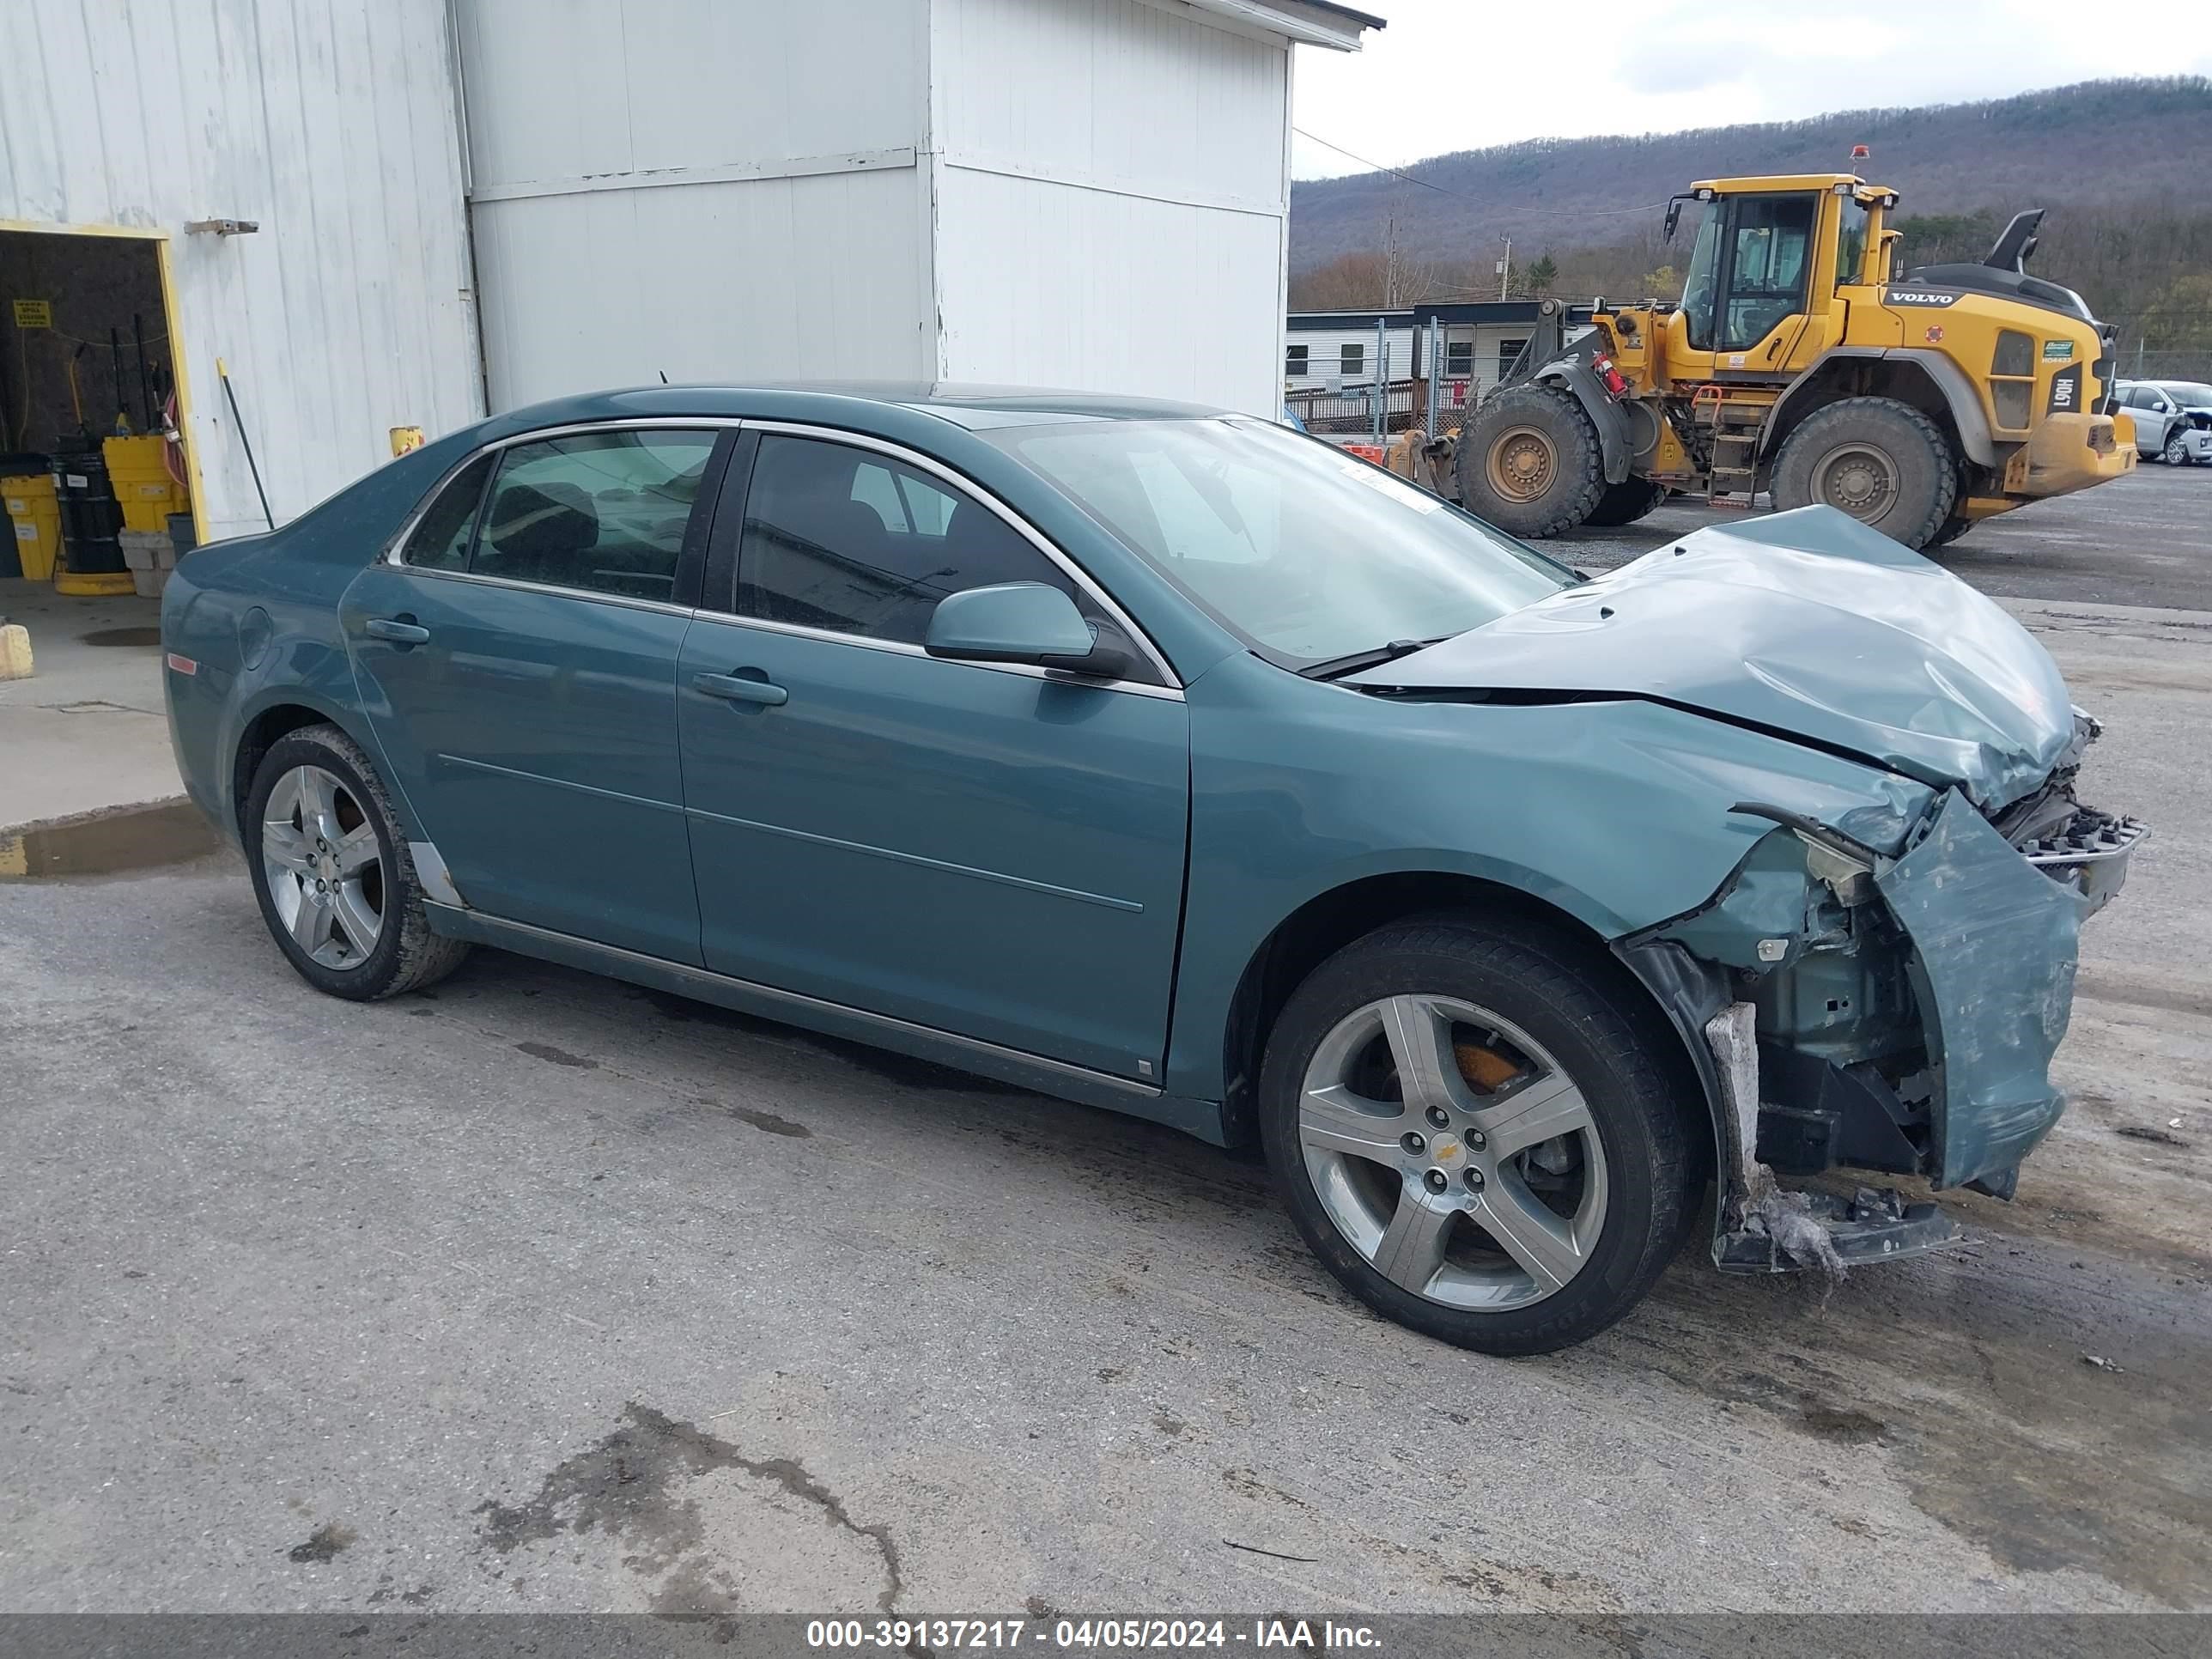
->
[1445, 175, 2136, 549]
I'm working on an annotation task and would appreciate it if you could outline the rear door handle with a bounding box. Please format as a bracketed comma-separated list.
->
[364, 617, 431, 645]
[692, 671, 787, 707]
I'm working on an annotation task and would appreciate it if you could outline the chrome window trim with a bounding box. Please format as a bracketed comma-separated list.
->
[737, 418, 1183, 690]
[375, 414, 1183, 697]
[394, 562, 699, 621]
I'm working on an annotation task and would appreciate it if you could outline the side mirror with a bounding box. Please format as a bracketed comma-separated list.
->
[926, 581, 1118, 674]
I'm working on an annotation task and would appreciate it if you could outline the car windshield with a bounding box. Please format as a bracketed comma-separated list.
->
[985, 416, 1577, 670]
[2160, 383, 2212, 405]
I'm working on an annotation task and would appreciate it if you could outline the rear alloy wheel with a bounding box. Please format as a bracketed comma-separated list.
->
[246, 723, 470, 1000]
[1770, 396, 1957, 549]
[1258, 917, 1698, 1355]
[1455, 384, 1607, 537]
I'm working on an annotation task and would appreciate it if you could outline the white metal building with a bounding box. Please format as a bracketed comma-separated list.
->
[0, 0, 483, 544]
[460, 0, 1378, 416]
[1, 0, 1378, 544]
[1285, 303, 1547, 404]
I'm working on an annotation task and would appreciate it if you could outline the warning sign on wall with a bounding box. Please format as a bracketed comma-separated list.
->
[11, 300, 52, 329]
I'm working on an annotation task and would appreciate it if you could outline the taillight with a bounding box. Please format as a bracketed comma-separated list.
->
[1594, 356, 1629, 398]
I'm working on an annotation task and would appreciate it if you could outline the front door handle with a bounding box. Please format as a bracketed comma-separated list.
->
[692, 671, 787, 708]
[364, 617, 431, 645]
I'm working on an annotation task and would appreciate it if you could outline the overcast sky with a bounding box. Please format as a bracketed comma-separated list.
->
[1290, 0, 2212, 179]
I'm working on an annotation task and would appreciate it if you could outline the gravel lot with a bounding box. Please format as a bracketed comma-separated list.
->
[3, 467, 2208, 1616]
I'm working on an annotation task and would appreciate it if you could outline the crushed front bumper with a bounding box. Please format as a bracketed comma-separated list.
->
[1627, 784, 2146, 1275]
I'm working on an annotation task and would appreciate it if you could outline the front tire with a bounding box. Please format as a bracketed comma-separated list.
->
[2165, 428, 2192, 466]
[1769, 396, 1958, 549]
[245, 723, 470, 1000]
[1455, 384, 1607, 537]
[1257, 916, 1698, 1356]
[1583, 477, 1669, 527]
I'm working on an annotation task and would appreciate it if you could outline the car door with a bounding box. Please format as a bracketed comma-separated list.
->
[342, 424, 729, 963]
[675, 428, 1190, 1081]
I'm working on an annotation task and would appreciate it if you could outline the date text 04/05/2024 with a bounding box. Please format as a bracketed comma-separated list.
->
[805, 1620, 1382, 1650]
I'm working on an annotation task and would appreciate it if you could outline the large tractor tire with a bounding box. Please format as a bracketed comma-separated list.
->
[1455, 384, 1607, 538]
[1769, 397, 1959, 550]
[1583, 478, 1669, 528]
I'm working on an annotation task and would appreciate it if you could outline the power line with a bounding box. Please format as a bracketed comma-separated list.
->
[1291, 127, 1459, 196]
[1291, 127, 1669, 220]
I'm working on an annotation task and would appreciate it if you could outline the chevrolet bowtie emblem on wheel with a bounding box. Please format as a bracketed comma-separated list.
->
[1431, 1136, 1462, 1163]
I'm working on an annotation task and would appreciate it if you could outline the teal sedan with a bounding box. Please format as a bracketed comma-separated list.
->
[161, 385, 2143, 1354]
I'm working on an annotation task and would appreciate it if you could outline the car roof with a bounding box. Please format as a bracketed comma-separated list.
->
[492, 381, 1228, 433]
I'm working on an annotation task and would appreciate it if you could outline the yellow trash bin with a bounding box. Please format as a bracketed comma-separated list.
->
[101, 435, 185, 532]
[2, 473, 63, 581]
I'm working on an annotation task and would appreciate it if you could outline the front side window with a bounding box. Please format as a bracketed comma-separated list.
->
[1340, 343, 1364, 378]
[400, 453, 495, 571]
[736, 435, 1083, 649]
[987, 416, 1574, 670]
[471, 429, 717, 601]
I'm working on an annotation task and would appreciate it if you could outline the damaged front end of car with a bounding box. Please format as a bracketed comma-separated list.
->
[1348, 505, 2150, 1275]
[1617, 714, 2147, 1275]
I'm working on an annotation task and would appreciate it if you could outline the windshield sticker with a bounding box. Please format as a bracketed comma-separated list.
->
[1324, 449, 1446, 512]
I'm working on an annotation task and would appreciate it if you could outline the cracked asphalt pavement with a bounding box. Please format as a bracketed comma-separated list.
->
[3, 468, 2209, 1614]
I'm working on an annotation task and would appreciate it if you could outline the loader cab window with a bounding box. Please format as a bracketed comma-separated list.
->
[1680, 206, 1724, 350]
[1836, 198, 1871, 288]
[1721, 195, 1814, 350]
[1680, 193, 1819, 354]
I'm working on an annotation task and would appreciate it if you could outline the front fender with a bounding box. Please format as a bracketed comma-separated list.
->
[1163, 653, 1935, 1103]
[1539, 360, 1634, 484]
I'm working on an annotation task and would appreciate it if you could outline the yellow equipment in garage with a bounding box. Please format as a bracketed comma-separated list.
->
[101, 434, 187, 532]
[3, 472, 63, 581]
[1446, 174, 2136, 549]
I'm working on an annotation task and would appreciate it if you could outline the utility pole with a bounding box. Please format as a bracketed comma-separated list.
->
[1496, 237, 1512, 301]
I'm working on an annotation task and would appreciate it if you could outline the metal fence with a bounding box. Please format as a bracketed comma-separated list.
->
[2117, 352, 2212, 386]
[1285, 381, 1426, 439]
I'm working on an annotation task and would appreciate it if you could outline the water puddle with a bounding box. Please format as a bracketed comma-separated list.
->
[79, 627, 162, 648]
[0, 799, 224, 881]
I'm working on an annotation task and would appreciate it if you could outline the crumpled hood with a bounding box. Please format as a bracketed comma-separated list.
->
[1350, 506, 2074, 809]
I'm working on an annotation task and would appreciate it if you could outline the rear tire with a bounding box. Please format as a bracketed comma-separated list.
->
[1769, 396, 1957, 549]
[1257, 915, 1699, 1356]
[244, 723, 471, 1001]
[1583, 477, 1668, 527]
[1455, 384, 1607, 538]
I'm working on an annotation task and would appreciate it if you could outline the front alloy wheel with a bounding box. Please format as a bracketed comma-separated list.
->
[2166, 428, 2192, 466]
[1298, 995, 1607, 1310]
[1258, 916, 1700, 1355]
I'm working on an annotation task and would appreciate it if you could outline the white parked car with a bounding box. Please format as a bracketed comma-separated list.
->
[2115, 380, 2212, 465]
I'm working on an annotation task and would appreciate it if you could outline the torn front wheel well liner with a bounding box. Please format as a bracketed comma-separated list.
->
[1220, 873, 1708, 1164]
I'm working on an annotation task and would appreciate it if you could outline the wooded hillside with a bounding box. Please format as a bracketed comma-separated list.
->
[1288, 78, 2212, 370]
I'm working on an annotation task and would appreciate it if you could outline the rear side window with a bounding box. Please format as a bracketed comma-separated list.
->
[472, 429, 718, 602]
[400, 453, 495, 571]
